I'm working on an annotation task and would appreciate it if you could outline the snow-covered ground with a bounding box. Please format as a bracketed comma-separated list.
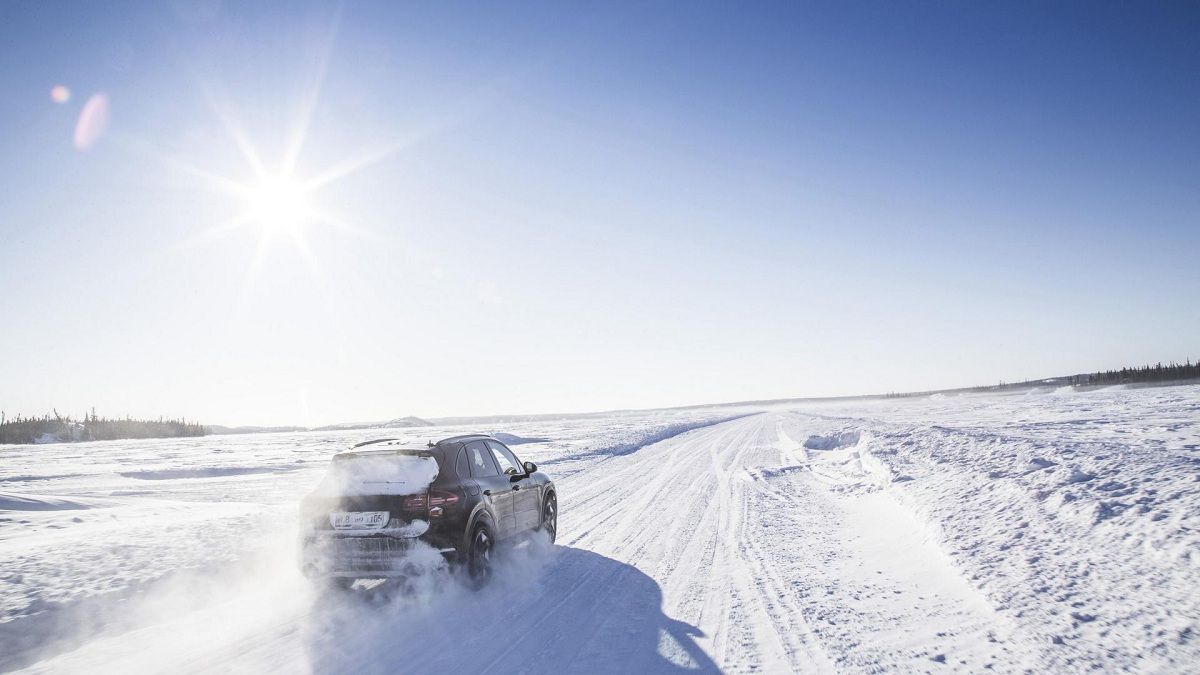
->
[1, 386, 1197, 673]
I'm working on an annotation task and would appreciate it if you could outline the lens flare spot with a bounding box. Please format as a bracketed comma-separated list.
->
[248, 175, 312, 235]
[50, 85, 71, 104]
[74, 93, 110, 150]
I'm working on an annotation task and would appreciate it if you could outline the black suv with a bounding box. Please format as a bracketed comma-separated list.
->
[300, 434, 557, 586]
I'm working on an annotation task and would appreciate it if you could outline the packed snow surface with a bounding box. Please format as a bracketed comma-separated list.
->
[1, 386, 1198, 673]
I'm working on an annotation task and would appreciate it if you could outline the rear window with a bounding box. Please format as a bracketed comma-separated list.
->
[317, 453, 439, 496]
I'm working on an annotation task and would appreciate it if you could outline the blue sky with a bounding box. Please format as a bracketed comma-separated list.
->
[1, 1, 1197, 425]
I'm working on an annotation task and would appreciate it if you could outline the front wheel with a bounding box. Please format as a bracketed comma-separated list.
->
[540, 492, 557, 544]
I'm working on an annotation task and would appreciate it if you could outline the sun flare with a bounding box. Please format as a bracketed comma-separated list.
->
[163, 21, 398, 281]
[246, 175, 313, 235]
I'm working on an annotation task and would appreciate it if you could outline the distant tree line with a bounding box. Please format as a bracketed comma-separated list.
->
[1067, 359, 1200, 386]
[883, 357, 1198, 399]
[0, 408, 207, 445]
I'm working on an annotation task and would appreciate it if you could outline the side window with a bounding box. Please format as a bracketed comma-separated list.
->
[455, 446, 469, 479]
[466, 441, 499, 477]
[487, 440, 523, 476]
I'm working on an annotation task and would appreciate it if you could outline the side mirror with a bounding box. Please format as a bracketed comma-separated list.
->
[523, 461, 537, 474]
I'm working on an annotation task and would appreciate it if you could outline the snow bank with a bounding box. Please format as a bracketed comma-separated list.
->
[544, 414, 751, 465]
[594, 417, 748, 456]
[119, 466, 299, 480]
[793, 384, 1200, 670]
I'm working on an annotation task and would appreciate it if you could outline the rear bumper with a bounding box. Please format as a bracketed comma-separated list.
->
[301, 532, 457, 578]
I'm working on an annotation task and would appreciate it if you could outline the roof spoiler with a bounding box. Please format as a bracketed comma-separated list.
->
[352, 438, 401, 448]
[338, 438, 434, 459]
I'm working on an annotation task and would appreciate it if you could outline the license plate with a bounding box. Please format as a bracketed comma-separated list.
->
[329, 511, 389, 530]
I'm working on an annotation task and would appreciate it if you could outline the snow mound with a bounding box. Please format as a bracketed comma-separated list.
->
[803, 431, 862, 451]
[1024, 457, 1056, 473]
[491, 432, 550, 445]
[753, 465, 808, 480]
[1064, 468, 1095, 484]
[0, 491, 111, 511]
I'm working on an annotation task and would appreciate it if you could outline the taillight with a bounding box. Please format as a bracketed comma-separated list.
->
[403, 491, 459, 510]
[429, 490, 459, 506]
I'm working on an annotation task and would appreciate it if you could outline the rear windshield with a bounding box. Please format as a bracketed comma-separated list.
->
[316, 453, 438, 497]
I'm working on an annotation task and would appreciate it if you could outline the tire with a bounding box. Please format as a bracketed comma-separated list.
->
[466, 523, 495, 588]
[539, 492, 557, 544]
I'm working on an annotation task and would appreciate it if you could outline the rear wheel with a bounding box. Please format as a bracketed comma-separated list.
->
[466, 524, 494, 588]
[540, 492, 557, 544]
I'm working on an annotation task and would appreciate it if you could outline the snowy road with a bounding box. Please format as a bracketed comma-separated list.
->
[554, 412, 1015, 672]
[4, 386, 1199, 673]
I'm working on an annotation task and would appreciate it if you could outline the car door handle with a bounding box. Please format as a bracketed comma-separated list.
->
[484, 489, 511, 496]
[512, 484, 520, 491]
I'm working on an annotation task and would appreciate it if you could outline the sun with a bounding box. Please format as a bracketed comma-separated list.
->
[163, 16, 408, 276]
[246, 175, 313, 236]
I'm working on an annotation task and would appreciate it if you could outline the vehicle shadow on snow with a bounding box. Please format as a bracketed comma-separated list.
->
[302, 544, 720, 674]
